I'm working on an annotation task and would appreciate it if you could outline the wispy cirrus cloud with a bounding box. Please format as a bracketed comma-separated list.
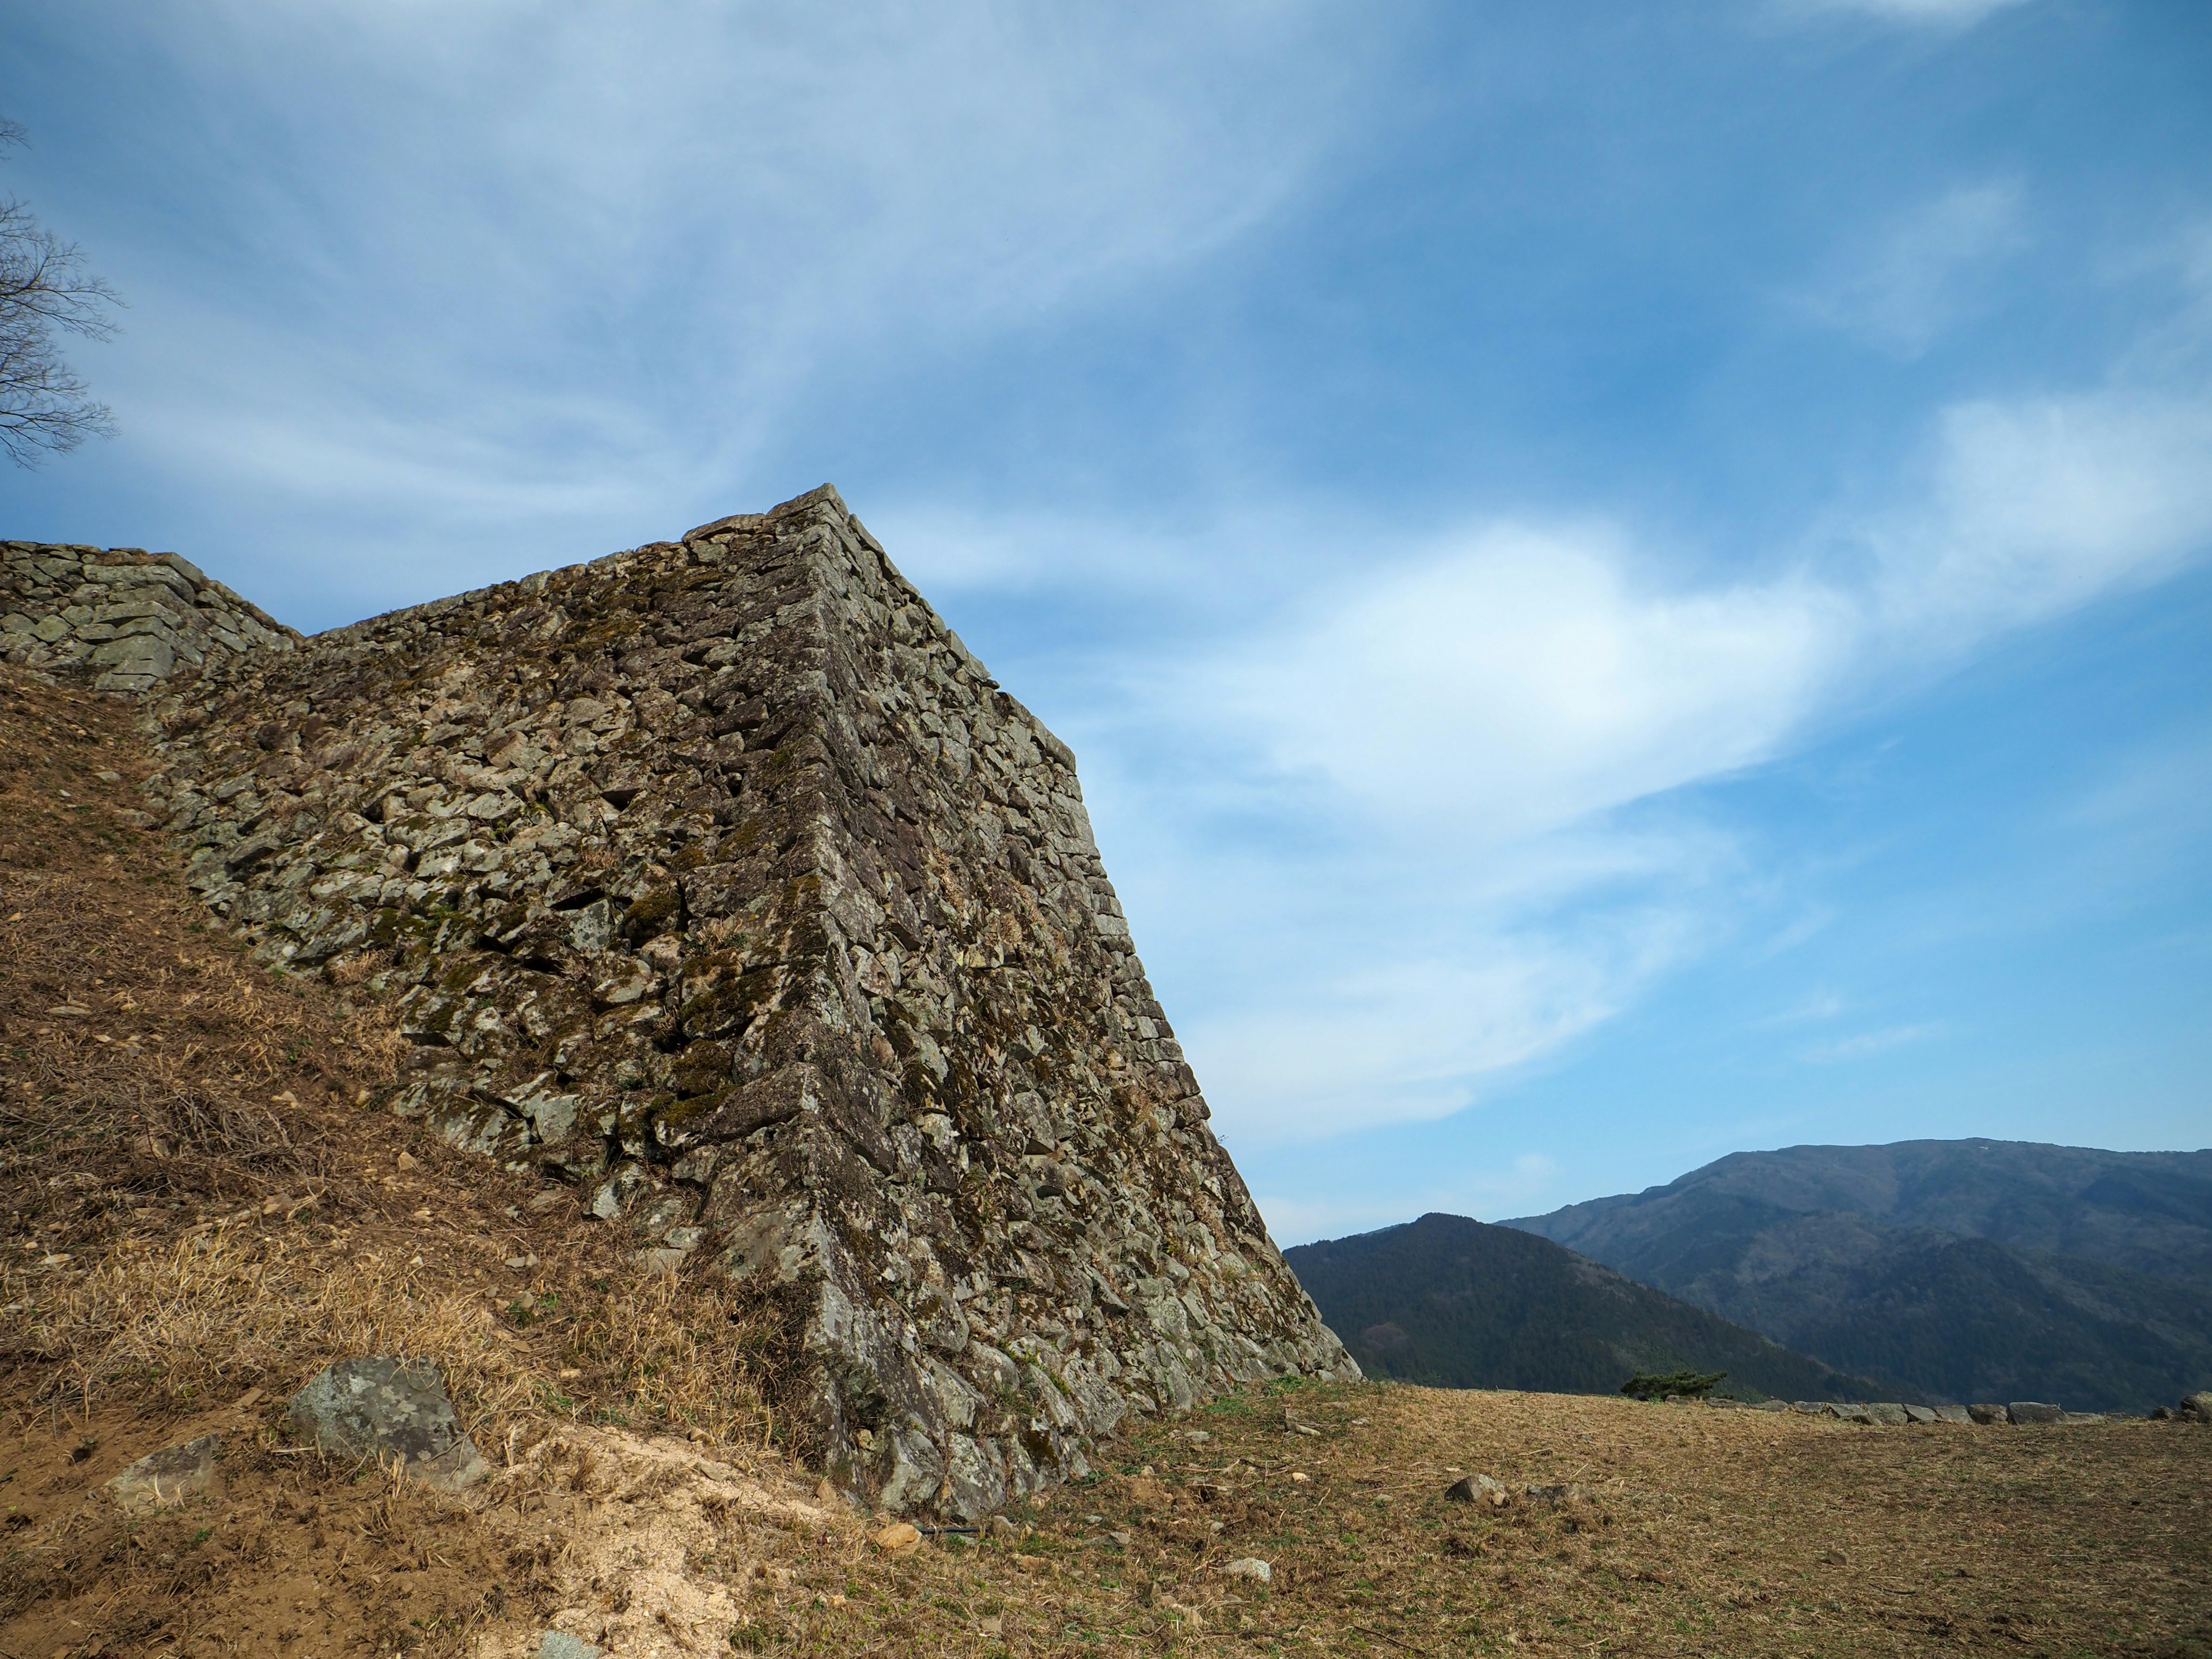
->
[1059, 286, 2212, 1146]
[59, 0, 1402, 618]
[1790, 181, 2028, 358]
[1773, 0, 2036, 28]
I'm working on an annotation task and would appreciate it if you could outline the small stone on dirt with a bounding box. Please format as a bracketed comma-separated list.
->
[395, 1150, 418, 1170]
[1445, 1473, 1510, 1507]
[106, 1433, 223, 1513]
[1224, 1557, 1272, 1584]
[537, 1635, 604, 1659]
[872, 1521, 922, 1554]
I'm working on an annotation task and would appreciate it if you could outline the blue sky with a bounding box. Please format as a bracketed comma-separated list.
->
[3, 0, 2207, 1241]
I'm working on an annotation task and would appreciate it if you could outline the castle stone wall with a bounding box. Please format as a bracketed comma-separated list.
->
[99, 486, 1351, 1517]
[1, 542, 299, 692]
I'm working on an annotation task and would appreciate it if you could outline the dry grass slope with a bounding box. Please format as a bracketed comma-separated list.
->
[3, 661, 2210, 1658]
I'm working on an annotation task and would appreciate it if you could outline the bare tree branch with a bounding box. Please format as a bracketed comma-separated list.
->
[0, 115, 123, 467]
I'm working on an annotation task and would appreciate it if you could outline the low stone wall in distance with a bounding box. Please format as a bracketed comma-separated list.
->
[1, 542, 300, 693]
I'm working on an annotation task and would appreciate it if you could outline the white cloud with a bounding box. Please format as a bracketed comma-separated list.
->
[1792, 181, 2027, 357]
[1198, 521, 1850, 840]
[1185, 903, 1709, 1141]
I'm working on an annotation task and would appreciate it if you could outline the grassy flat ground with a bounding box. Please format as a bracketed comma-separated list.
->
[4, 663, 2209, 1658]
[967, 1377, 2212, 1657]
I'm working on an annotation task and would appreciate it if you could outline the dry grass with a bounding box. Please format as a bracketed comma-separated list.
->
[0, 665, 805, 1655]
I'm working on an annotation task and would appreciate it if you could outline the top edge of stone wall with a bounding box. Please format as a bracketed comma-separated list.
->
[1, 538, 305, 693]
[289, 483, 1080, 775]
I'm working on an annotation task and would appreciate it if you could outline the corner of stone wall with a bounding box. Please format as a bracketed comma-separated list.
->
[0, 540, 302, 694]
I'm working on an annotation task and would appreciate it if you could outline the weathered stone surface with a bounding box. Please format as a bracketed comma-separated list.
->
[1902, 1404, 1940, 1425]
[1444, 1472, 1508, 1507]
[2007, 1401, 2064, 1426]
[105, 1433, 223, 1513]
[90, 484, 1349, 1517]
[1866, 1402, 1908, 1425]
[870, 1520, 922, 1554]
[1224, 1557, 1272, 1584]
[1968, 1403, 2008, 1425]
[1932, 1404, 1974, 1425]
[536, 1635, 604, 1659]
[2180, 1391, 2212, 1422]
[1827, 1403, 1875, 1424]
[286, 1357, 488, 1488]
[0, 542, 297, 690]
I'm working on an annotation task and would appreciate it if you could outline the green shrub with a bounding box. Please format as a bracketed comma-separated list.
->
[1622, 1369, 1726, 1401]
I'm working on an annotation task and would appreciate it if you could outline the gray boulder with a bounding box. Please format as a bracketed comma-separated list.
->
[1866, 1403, 1908, 1425]
[106, 1433, 223, 1513]
[1827, 1403, 1875, 1424]
[1932, 1404, 1974, 1425]
[1444, 1472, 1509, 1508]
[286, 1357, 487, 1488]
[1902, 1404, 1940, 1425]
[2006, 1401, 2064, 1426]
[1968, 1403, 2008, 1425]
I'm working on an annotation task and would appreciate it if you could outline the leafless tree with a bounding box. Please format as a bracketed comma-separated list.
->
[1, 115, 122, 467]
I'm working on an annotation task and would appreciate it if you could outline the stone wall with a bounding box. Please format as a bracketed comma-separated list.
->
[106, 485, 1354, 1518]
[1, 541, 299, 692]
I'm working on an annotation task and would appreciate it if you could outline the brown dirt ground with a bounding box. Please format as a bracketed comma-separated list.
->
[3, 661, 2209, 1659]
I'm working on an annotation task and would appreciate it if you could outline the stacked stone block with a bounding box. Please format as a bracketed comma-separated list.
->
[119, 485, 1355, 1518]
[0, 542, 298, 691]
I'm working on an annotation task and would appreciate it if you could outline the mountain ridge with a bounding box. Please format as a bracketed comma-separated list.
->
[1506, 1138, 2212, 1411]
[1285, 1211, 1885, 1402]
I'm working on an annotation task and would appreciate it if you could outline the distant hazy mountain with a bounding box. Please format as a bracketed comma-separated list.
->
[1505, 1139, 2212, 1412]
[1284, 1212, 1881, 1401]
